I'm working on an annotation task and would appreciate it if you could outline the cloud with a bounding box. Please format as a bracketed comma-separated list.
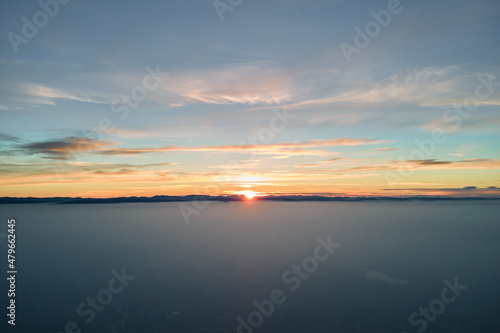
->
[373, 147, 398, 152]
[297, 157, 344, 167]
[0, 161, 180, 174]
[306, 114, 371, 126]
[4, 61, 306, 108]
[0, 161, 182, 186]
[18, 137, 113, 159]
[156, 62, 301, 105]
[402, 158, 498, 168]
[0, 133, 21, 142]
[329, 159, 500, 173]
[0, 105, 23, 111]
[405, 159, 453, 166]
[18, 83, 106, 105]
[331, 67, 500, 107]
[287, 66, 500, 109]
[394, 158, 500, 170]
[94, 138, 388, 157]
[385, 186, 500, 196]
[420, 114, 500, 134]
[8, 135, 388, 163]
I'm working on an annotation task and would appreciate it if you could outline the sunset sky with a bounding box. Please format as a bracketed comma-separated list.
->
[1, 0, 499, 198]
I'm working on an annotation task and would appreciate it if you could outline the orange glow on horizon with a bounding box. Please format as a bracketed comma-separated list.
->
[243, 190, 257, 199]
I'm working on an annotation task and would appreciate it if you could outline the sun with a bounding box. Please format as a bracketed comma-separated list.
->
[243, 190, 257, 200]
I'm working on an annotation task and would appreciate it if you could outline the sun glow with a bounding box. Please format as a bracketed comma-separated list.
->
[243, 190, 257, 199]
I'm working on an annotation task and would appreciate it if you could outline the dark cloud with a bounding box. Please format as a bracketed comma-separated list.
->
[18, 136, 112, 159]
[0, 133, 21, 142]
[396, 159, 494, 167]
[406, 159, 453, 165]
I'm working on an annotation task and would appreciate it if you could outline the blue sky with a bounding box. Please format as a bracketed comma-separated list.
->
[1, 0, 499, 197]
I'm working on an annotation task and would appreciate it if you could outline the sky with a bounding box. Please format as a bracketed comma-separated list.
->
[0, 0, 499, 198]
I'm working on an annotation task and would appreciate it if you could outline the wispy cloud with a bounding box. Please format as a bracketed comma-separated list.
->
[373, 147, 399, 152]
[156, 62, 302, 105]
[7, 62, 304, 108]
[420, 114, 500, 134]
[94, 138, 389, 157]
[296, 157, 344, 167]
[8, 136, 390, 162]
[385, 186, 500, 197]
[288, 66, 500, 109]
[327, 159, 500, 173]
[17, 83, 106, 105]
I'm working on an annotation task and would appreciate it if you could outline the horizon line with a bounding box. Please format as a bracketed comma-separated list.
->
[2, 194, 500, 204]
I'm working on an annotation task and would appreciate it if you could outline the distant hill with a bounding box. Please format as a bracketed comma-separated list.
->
[1, 195, 499, 204]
